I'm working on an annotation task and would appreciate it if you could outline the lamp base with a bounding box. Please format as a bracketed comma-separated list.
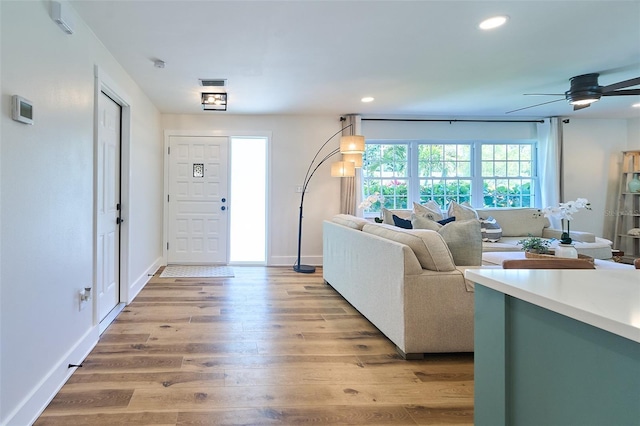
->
[293, 264, 316, 274]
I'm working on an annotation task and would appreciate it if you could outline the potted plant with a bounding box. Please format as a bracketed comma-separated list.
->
[518, 235, 551, 254]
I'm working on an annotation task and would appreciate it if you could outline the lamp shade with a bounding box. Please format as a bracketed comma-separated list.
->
[339, 135, 365, 154]
[330, 161, 355, 177]
[342, 153, 363, 168]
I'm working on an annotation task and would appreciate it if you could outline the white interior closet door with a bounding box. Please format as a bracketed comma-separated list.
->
[97, 92, 121, 322]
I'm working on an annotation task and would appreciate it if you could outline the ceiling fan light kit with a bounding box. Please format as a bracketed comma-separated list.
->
[510, 72, 640, 113]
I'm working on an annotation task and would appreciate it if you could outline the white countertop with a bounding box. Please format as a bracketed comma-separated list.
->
[465, 269, 640, 343]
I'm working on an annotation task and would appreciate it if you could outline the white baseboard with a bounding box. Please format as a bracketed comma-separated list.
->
[2, 327, 99, 426]
[127, 256, 163, 303]
[2, 257, 164, 426]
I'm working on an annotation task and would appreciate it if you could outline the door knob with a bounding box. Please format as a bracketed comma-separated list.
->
[221, 197, 226, 203]
[116, 217, 124, 224]
[221, 206, 226, 211]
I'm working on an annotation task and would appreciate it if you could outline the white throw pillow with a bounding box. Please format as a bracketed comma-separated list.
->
[382, 208, 411, 225]
[447, 201, 478, 220]
[413, 201, 445, 221]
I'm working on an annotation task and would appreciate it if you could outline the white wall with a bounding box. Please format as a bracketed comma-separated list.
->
[162, 114, 343, 267]
[562, 119, 631, 240]
[628, 117, 640, 148]
[0, 2, 163, 425]
[362, 118, 538, 140]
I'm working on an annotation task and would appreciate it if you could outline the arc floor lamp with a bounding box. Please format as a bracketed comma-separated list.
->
[293, 122, 365, 273]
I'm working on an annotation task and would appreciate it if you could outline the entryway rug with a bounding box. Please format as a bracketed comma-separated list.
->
[160, 265, 234, 278]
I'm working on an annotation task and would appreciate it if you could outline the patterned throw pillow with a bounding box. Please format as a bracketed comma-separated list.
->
[479, 216, 502, 242]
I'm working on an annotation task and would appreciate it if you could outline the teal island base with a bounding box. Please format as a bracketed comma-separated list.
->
[474, 284, 640, 426]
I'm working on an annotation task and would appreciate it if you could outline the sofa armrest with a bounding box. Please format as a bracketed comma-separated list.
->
[542, 228, 596, 243]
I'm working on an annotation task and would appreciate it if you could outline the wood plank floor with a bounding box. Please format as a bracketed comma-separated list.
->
[35, 267, 474, 425]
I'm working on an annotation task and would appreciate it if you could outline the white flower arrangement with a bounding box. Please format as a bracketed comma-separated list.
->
[541, 198, 591, 221]
[359, 192, 383, 210]
[540, 198, 591, 244]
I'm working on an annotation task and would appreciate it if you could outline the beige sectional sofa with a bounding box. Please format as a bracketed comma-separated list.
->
[322, 206, 614, 358]
[323, 214, 482, 358]
[476, 207, 613, 259]
[387, 205, 613, 260]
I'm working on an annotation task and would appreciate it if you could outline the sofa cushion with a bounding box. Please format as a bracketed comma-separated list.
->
[411, 216, 482, 266]
[362, 223, 456, 272]
[331, 214, 370, 230]
[413, 201, 445, 221]
[476, 208, 549, 237]
[447, 201, 478, 220]
[479, 216, 503, 242]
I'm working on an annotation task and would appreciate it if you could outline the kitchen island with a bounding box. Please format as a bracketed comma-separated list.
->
[465, 269, 640, 426]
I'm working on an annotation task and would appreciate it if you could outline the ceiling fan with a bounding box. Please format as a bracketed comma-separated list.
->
[507, 73, 640, 114]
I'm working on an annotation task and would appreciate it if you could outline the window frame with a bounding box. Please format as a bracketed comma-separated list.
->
[361, 139, 538, 217]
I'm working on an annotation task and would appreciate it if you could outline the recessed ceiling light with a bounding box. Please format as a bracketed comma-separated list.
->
[632, 102, 640, 108]
[479, 15, 509, 30]
[361, 97, 374, 103]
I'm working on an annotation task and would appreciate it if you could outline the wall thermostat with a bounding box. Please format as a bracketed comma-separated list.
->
[12, 95, 34, 125]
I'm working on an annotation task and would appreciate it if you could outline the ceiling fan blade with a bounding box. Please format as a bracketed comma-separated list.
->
[506, 98, 564, 114]
[523, 93, 564, 96]
[602, 89, 640, 96]
[573, 103, 591, 111]
[602, 76, 640, 92]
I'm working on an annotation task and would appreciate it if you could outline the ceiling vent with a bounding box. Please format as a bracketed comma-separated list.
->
[199, 79, 227, 87]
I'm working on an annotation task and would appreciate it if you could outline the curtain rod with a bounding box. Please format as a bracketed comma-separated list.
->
[362, 118, 545, 124]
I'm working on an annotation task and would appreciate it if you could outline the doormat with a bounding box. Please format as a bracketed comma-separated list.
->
[160, 265, 234, 278]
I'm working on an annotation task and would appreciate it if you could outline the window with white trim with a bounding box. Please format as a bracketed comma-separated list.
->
[361, 140, 537, 215]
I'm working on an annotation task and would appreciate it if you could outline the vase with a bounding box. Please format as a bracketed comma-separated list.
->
[629, 174, 640, 193]
[560, 220, 572, 244]
[555, 243, 578, 259]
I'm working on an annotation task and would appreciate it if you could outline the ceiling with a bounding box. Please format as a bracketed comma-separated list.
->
[70, 0, 640, 119]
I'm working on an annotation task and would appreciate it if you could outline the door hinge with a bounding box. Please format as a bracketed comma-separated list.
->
[116, 203, 121, 210]
[167, 194, 170, 202]
[167, 242, 169, 250]
[168, 146, 170, 155]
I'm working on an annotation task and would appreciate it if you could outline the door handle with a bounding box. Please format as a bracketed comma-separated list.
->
[116, 217, 124, 224]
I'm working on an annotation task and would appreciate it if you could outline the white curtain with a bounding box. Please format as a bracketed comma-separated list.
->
[340, 114, 362, 215]
[537, 117, 563, 228]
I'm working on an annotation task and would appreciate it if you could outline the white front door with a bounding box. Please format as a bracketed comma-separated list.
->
[167, 136, 229, 264]
[97, 92, 121, 322]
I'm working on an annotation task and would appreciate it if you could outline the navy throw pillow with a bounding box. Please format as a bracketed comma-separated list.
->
[438, 216, 456, 225]
[392, 214, 413, 229]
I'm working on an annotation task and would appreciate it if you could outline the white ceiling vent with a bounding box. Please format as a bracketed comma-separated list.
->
[199, 79, 227, 87]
